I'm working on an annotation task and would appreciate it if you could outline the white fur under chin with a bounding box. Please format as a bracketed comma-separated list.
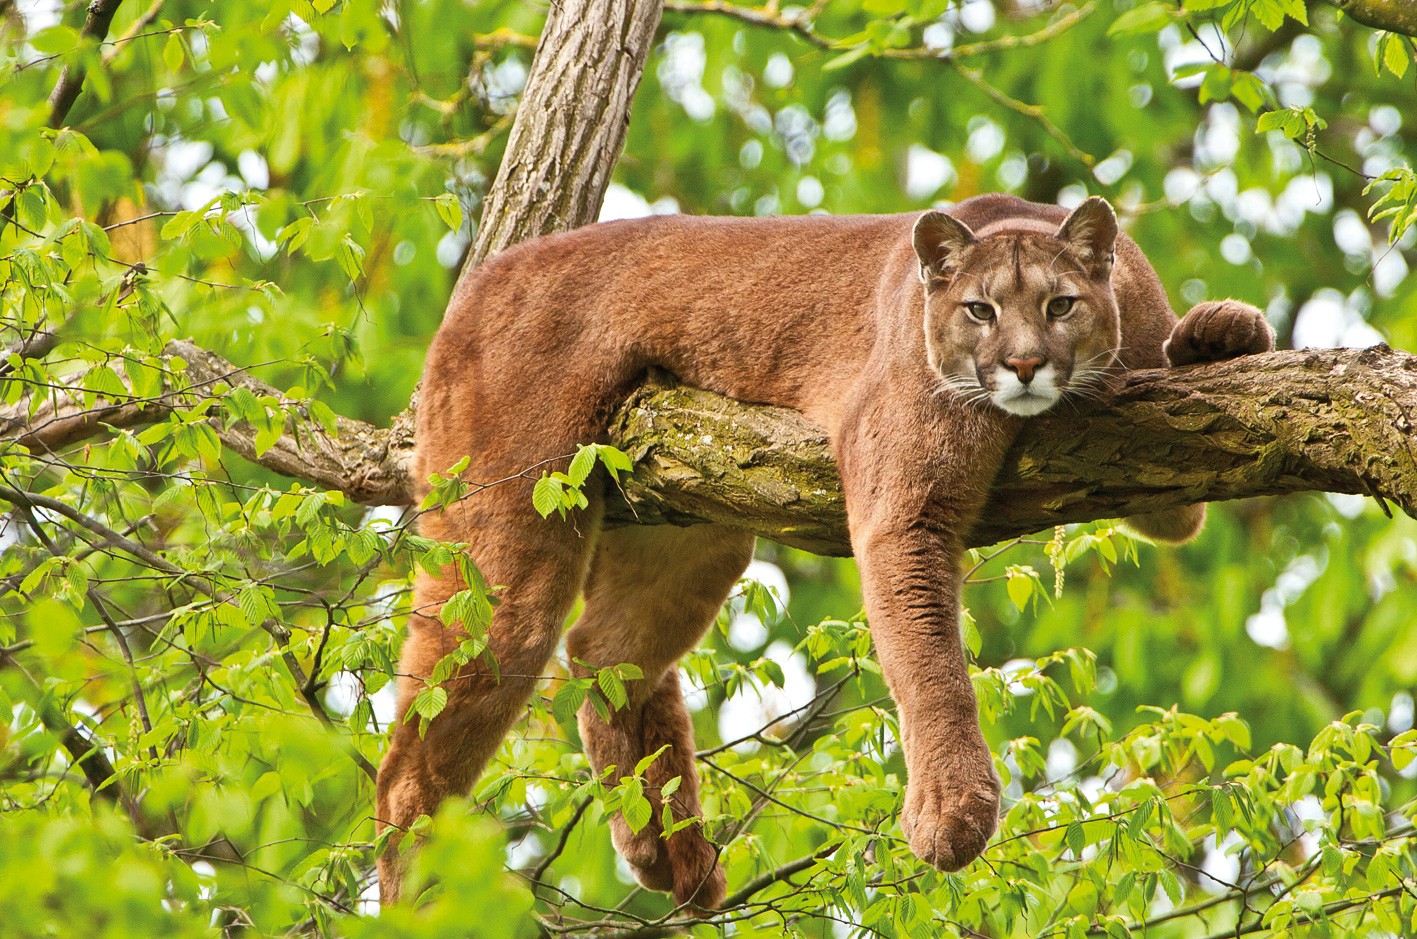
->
[990, 364, 1062, 416]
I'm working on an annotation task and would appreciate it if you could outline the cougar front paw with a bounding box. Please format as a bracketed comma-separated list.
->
[1164, 299, 1275, 366]
[901, 769, 1001, 872]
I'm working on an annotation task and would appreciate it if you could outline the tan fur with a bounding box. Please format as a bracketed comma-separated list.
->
[376, 194, 1273, 906]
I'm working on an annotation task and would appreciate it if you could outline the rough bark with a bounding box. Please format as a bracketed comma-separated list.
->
[461, 0, 664, 275]
[8, 346, 1414, 555]
[604, 347, 1417, 555]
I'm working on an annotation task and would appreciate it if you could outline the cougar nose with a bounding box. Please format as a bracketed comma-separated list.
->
[1004, 354, 1046, 383]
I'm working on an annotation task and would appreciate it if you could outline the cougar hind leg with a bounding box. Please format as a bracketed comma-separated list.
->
[376, 476, 601, 903]
[566, 524, 755, 912]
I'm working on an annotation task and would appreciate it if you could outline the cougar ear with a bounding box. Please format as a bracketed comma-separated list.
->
[1057, 196, 1118, 274]
[913, 210, 976, 284]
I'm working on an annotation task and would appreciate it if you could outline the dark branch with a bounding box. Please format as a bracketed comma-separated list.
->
[48, 0, 127, 128]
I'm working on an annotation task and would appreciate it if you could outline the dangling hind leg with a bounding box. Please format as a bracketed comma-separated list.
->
[376, 488, 599, 902]
[565, 524, 755, 911]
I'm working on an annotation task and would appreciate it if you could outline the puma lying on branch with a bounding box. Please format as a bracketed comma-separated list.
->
[375, 193, 1274, 910]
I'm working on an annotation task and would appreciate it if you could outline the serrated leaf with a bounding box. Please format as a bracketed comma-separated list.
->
[552, 680, 589, 727]
[1381, 32, 1410, 78]
[532, 475, 563, 518]
[619, 778, 652, 834]
[336, 235, 365, 280]
[16, 186, 48, 231]
[598, 668, 627, 709]
[412, 685, 448, 721]
[635, 744, 671, 777]
[160, 209, 202, 240]
[1065, 821, 1085, 856]
[568, 446, 596, 485]
[86, 364, 129, 400]
[596, 444, 634, 477]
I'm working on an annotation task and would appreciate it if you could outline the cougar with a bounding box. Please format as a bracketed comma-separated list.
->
[376, 193, 1274, 908]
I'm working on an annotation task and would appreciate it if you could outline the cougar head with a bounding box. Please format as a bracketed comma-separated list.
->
[912, 197, 1122, 417]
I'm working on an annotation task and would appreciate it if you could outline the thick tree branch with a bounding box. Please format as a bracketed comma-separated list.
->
[1323, 0, 1417, 36]
[604, 347, 1417, 554]
[0, 339, 414, 505]
[7, 344, 1414, 555]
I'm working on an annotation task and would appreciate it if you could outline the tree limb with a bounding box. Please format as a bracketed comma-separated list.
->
[1322, 0, 1417, 36]
[0, 339, 415, 505]
[48, 0, 128, 128]
[8, 343, 1414, 555]
[604, 347, 1417, 554]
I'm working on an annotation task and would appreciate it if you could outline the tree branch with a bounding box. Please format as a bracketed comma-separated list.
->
[1, 339, 415, 505]
[48, 0, 127, 128]
[604, 347, 1417, 554]
[8, 344, 1414, 554]
[1323, 0, 1417, 36]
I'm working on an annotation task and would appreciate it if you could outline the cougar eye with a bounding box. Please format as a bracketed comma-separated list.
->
[1047, 296, 1077, 319]
[963, 301, 996, 323]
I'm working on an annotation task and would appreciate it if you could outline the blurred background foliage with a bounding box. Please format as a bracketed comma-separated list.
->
[1, 0, 1415, 936]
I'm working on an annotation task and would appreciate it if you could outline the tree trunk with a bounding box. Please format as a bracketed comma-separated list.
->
[461, 0, 664, 275]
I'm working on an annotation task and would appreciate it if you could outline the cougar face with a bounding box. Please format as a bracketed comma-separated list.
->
[913, 197, 1123, 417]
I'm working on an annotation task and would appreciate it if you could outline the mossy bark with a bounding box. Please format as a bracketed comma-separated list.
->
[603, 347, 1417, 554]
[10, 345, 1414, 551]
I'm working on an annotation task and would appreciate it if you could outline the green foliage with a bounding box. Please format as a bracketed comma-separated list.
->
[532, 443, 634, 519]
[1, 0, 1415, 936]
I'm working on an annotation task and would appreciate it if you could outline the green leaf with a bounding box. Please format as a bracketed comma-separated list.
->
[568, 446, 596, 485]
[532, 475, 563, 518]
[1006, 567, 1036, 611]
[595, 444, 634, 478]
[619, 778, 652, 834]
[597, 668, 627, 709]
[412, 685, 448, 725]
[434, 193, 463, 232]
[552, 680, 589, 727]
[335, 235, 366, 280]
[29, 25, 79, 55]
[163, 33, 185, 73]
[1065, 821, 1085, 857]
[1107, 3, 1174, 36]
[1380, 32, 1410, 78]
[635, 744, 671, 776]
